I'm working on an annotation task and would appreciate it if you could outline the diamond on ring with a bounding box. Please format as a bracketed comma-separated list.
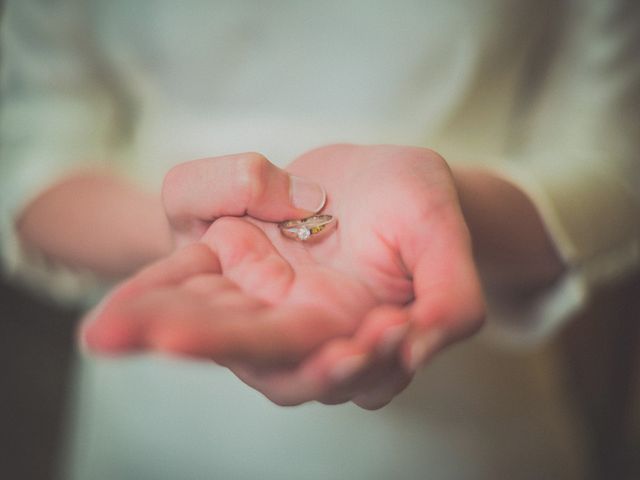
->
[296, 227, 311, 240]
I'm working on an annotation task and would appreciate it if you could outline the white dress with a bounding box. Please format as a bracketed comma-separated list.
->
[1, 0, 638, 478]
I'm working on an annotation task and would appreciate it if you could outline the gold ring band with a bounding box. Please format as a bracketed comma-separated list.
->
[278, 214, 337, 241]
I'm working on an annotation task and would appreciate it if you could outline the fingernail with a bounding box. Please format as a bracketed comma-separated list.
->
[377, 324, 409, 357]
[408, 331, 443, 372]
[290, 175, 326, 212]
[329, 355, 367, 384]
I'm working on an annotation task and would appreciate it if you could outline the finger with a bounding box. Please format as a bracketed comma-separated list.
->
[84, 273, 264, 355]
[316, 346, 404, 407]
[94, 288, 352, 367]
[230, 306, 408, 406]
[79, 244, 220, 349]
[118, 243, 221, 298]
[316, 306, 409, 405]
[352, 364, 413, 410]
[229, 364, 322, 407]
[202, 217, 294, 303]
[182, 274, 266, 310]
[399, 210, 486, 372]
[82, 287, 214, 354]
[162, 152, 326, 238]
[351, 305, 409, 357]
[177, 304, 351, 366]
[229, 339, 370, 406]
[306, 305, 408, 402]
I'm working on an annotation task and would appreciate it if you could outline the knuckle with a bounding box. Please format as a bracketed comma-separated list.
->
[239, 152, 270, 205]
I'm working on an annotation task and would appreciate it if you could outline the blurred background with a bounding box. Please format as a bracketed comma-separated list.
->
[1, 275, 638, 480]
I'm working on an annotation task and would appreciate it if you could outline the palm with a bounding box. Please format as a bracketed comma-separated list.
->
[201, 214, 380, 341]
[202, 144, 458, 340]
[237, 145, 464, 312]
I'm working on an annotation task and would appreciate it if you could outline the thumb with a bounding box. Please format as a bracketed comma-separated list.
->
[163, 152, 326, 240]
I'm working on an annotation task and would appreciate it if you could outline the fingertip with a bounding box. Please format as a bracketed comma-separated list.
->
[377, 323, 409, 358]
[78, 289, 148, 355]
[299, 339, 369, 388]
[80, 315, 140, 355]
[353, 395, 392, 411]
[352, 376, 412, 411]
[328, 354, 369, 384]
[263, 376, 323, 407]
[402, 328, 444, 372]
[355, 305, 408, 351]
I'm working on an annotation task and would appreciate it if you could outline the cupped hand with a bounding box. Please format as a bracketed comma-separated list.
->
[83, 145, 485, 409]
[249, 145, 487, 408]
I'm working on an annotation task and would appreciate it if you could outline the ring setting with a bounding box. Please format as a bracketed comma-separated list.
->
[278, 214, 337, 241]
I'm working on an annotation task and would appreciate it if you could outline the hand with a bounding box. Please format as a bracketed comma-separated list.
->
[82, 241, 374, 368]
[84, 145, 485, 409]
[83, 215, 403, 406]
[161, 152, 327, 249]
[254, 145, 488, 408]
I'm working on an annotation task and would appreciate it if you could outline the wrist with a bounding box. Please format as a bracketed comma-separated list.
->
[451, 165, 565, 293]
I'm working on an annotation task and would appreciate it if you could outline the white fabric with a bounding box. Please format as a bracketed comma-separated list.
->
[2, 0, 639, 478]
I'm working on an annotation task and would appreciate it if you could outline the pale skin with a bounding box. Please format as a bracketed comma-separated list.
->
[18, 144, 564, 409]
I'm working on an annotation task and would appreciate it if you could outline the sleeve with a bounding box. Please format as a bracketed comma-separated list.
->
[484, 0, 640, 345]
[0, 0, 120, 305]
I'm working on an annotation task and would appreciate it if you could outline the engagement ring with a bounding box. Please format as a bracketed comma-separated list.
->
[278, 214, 337, 241]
